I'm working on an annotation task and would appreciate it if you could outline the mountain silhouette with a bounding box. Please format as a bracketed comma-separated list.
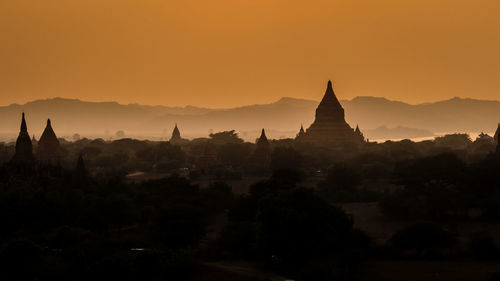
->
[0, 96, 499, 142]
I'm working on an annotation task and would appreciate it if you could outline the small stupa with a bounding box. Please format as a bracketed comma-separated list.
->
[250, 128, 271, 167]
[296, 125, 306, 139]
[355, 125, 365, 143]
[169, 123, 184, 144]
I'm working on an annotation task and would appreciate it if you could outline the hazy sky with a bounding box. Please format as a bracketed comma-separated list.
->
[1, 0, 499, 107]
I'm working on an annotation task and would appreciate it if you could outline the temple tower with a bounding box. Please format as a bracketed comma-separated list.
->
[11, 113, 35, 165]
[37, 119, 61, 164]
[355, 125, 365, 143]
[296, 125, 306, 139]
[251, 129, 271, 166]
[170, 123, 183, 144]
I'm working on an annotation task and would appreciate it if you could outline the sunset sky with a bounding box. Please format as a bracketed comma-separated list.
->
[1, 0, 499, 108]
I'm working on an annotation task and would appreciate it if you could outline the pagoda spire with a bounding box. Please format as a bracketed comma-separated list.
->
[257, 128, 269, 146]
[20, 112, 27, 133]
[170, 123, 182, 143]
[249, 128, 271, 170]
[260, 128, 267, 139]
[11, 112, 34, 165]
[319, 80, 342, 109]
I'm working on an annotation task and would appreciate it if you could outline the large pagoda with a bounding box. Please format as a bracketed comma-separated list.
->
[297, 81, 364, 146]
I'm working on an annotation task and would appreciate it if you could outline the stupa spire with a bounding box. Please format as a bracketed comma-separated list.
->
[170, 123, 182, 143]
[259, 128, 267, 141]
[20, 112, 27, 133]
[319, 80, 342, 110]
[249, 128, 271, 170]
[11, 112, 34, 165]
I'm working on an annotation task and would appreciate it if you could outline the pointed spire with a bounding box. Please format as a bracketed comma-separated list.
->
[300, 124, 305, 133]
[355, 124, 361, 133]
[327, 80, 333, 91]
[20, 112, 27, 133]
[37, 118, 61, 164]
[11, 112, 34, 165]
[259, 128, 268, 142]
[170, 123, 182, 143]
[318, 80, 343, 110]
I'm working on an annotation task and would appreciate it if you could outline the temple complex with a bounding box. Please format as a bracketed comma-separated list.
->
[11, 113, 35, 165]
[37, 119, 61, 164]
[297, 81, 365, 146]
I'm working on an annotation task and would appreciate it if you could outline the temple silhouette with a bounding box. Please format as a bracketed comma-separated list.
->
[250, 128, 271, 167]
[37, 119, 61, 164]
[170, 123, 182, 143]
[11, 112, 35, 165]
[296, 81, 365, 146]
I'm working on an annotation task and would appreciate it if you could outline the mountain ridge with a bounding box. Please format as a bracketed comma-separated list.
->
[0, 96, 499, 142]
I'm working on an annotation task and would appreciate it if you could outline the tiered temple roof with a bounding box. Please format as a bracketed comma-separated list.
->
[297, 81, 364, 146]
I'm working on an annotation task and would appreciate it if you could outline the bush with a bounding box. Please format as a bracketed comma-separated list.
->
[468, 232, 500, 259]
[389, 222, 456, 257]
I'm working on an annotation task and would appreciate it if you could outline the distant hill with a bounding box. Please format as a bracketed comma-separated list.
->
[0, 96, 499, 142]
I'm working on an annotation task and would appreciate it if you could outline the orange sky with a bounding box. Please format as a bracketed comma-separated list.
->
[0, 0, 499, 108]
